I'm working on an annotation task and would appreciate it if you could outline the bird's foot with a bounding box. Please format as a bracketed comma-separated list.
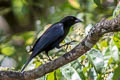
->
[57, 40, 77, 49]
[46, 54, 52, 61]
[65, 40, 77, 50]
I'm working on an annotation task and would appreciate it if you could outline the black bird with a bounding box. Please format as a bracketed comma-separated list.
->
[21, 16, 82, 72]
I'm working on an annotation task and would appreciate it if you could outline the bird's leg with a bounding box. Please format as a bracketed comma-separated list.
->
[57, 40, 77, 49]
[45, 51, 52, 61]
[47, 54, 52, 61]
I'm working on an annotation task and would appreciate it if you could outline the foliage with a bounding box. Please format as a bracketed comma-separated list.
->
[0, 0, 120, 80]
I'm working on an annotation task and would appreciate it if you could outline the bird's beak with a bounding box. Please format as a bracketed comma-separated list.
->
[75, 19, 82, 23]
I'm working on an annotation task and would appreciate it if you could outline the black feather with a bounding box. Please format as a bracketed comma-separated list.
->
[21, 16, 82, 72]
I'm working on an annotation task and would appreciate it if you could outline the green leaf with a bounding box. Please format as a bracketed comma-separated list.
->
[111, 46, 119, 63]
[99, 40, 108, 50]
[112, 63, 120, 80]
[61, 63, 83, 80]
[47, 69, 63, 80]
[19, 31, 34, 41]
[11, 0, 30, 26]
[113, 33, 120, 48]
[107, 57, 113, 66]
[1, 46, 15, 56]
[0, 55, 5, 62]
[60, 65, 74, 80]
[18, 31, 34, 45]
[87, 49, 104, 73]
[71, 60, 86, 80]
[93, 0, 102, 7]
[47, 71, 55, 80]
[113, 2, 120, 18]
[88, 68, 97, 80]
[102, 47, 111, 56]
[80, 55, 86, 61]
[97, 74, 103, 80]
[60, 59, 87, 80]
[55, 69, 63, 80]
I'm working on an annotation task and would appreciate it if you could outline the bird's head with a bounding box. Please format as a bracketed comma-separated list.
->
[60, 16, 82, 27]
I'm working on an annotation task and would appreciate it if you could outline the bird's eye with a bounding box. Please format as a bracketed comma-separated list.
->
[71, 18, 75, 20]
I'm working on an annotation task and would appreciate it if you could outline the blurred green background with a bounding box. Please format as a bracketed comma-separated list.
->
[0, 0, 120, 80]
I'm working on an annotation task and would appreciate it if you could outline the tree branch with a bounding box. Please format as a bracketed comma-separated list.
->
[0, 14, 120, 80]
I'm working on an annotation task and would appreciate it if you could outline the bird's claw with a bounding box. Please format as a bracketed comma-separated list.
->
[65, 40, 77, 50]
[66, 40, 77, 45]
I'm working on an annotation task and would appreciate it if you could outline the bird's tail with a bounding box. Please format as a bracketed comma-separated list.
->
[21, 56, 33, 72]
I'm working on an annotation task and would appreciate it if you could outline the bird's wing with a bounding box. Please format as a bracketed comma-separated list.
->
[21, 23, 64, 72]
[32, 23, 64, 57]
